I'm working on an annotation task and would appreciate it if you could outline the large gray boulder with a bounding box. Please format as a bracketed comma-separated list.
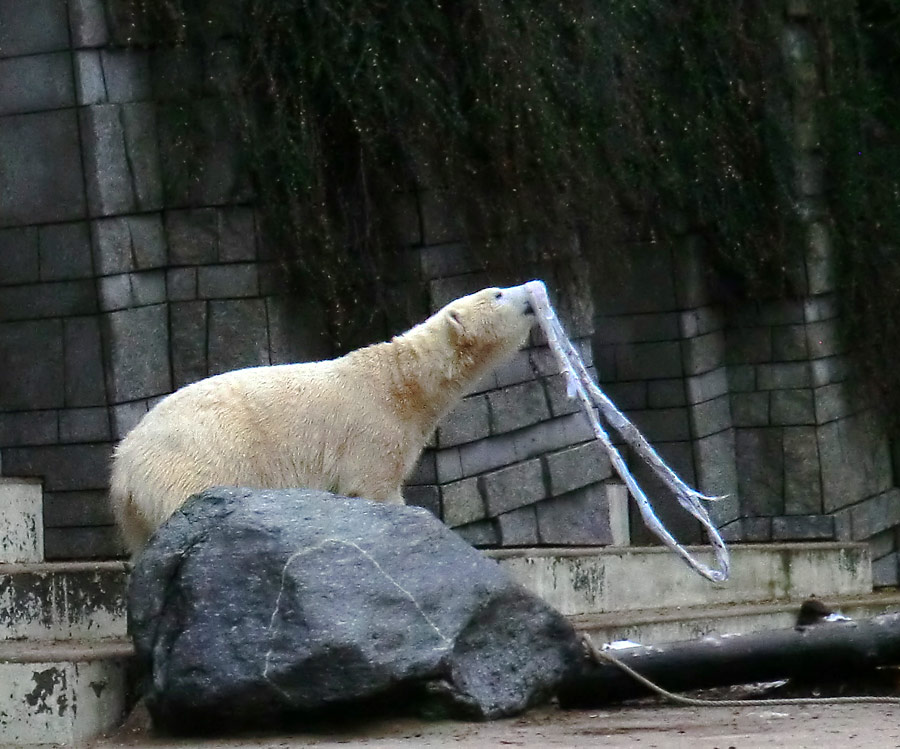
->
[128, 488, 583, 733]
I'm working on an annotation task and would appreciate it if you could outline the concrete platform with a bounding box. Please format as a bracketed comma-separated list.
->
[0, 561, 129, 641]
[0, 639, 130, 747]
[486, 543, 872, 615]
[572, 588, 900, 644]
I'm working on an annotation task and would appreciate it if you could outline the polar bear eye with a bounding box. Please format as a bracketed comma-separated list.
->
[494, 291, 503, 300]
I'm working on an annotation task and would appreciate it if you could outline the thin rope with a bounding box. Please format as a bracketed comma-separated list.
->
[581, 635, 900, 707]
[526, 280, 730, 582]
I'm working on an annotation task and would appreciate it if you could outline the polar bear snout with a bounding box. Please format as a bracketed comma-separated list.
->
[495, 283, 535, 317]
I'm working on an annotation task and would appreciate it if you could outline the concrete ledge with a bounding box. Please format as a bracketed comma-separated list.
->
[0, 478, 43, 563]
[0, 561, 128, 640]
[572, 589, 900, 645]
[0, 646, 128, 746]
[486, 543, 872, 615]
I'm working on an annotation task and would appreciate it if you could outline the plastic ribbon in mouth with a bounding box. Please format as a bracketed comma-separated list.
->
[525, 279, 730, 583]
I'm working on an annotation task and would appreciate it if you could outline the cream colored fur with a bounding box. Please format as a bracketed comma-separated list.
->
[109, 284, 536, 554]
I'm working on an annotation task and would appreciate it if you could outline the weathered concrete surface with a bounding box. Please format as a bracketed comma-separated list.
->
[88, 702, 900, 749]
[488, 543, 872, 616]
[0, 478, 43, 563]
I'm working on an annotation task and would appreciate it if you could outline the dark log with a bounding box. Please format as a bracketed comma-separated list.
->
[559, 612, 900, 708]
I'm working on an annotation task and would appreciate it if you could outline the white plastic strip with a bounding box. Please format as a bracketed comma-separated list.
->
[526, 280, 730, 582]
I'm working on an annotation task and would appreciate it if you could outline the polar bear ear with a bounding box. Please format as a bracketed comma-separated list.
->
[448, 309, 465, 337]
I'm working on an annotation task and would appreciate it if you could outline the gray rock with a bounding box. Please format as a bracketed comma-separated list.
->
[128, 488, 582, 733]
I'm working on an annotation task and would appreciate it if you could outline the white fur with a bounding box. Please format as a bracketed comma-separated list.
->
[110, 284, 536, 554]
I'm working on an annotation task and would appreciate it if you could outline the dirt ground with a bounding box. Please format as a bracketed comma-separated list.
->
[90, 701, 900, 749]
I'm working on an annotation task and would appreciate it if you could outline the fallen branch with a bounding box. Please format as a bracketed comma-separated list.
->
[559, 612, 900, 707]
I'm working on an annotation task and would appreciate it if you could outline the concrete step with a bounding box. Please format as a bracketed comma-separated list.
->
[0, 478, 43, 563]
[486, 543, 872, 616]
[572, 589, 900, 645]
[0, 638, 132, 746]
[0, 561, 128, 641]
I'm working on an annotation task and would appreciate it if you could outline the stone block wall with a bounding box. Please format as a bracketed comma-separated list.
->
[0, 1, 621, 559]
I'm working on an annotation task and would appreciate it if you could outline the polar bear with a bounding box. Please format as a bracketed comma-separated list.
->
[110, 283, 537, 554]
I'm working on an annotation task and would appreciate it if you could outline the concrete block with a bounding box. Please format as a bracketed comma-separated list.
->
[2, 444, 112, 491]
[453, 519, 498, 547]
[63, 317, 106, 408]
[0, 320, 64, 409]
[0, 411, 58, 446]
[770, 388, 815, 425]
[742, 517, 772, 541]
[0, 227, 39, 284]
[44, 525, 124, 559]
[98, 274, 130, 311]
[92, 215, 167, 275]
[682, 331, 725, 376]
[169, 301, 207, 388]
[736, 428, 785, 516]
[457, 432, 518, 477]
[593, 311, 680, 345]
[435, 447, 463, 483]
[607, 380, 650, 410]
[757, 299, 805, 326]
[218, 207, 257, 262]
[616, 340, 682, 380]
[0, 0, 69, 57]
[38, 222, 92, 281]
[102, 304, 171, 402]
[543, 441, 611, 497]
[441, 477, 485, 527]
[0, 658, 127, 746]
[757, 362, 811, 390]
[782, 426, 822, 515]
[69, 0, 109, 48]
[167, 268, 197, 301]
[100, 49, 151, 102]
[772, 324, 809, 361]
[198, 263, 259, 299]
[0, 280, 97, 322]
[689, 394, 731, 438]
[873, 552, 900, 588]
[818, 413, 893, 513]
[806, 222, 835, 295]
[0, 52, 74, 116]
[121, 102, 163, 210]
[207, 299, 269, 375]
[80, 104, 136, 217]
[427, 274, 488, 312]
[480, 458, 546, 516]
[627, 407, 691, 442]
[0, 110, 85, 226]
[166, 208, 218, 265]
[838, 488, 900, 541]
[806, 319, 842, 359]
[814, 382, 854, 424]
[536, 484, 613, 545]
[686, 368, 728, 405]
[605, 482, 631, 545]
[418, 243, 471, 280]
[511, 412, 594, 463]
[110, 400, 147, 440]
[58, 407, 110, 443]
[126, 270, 167, 306]
[492, 349, 532, 389]
[772, 515, 834, 541]
[496, 505, 539, 546]
[811, 355, 849, 387]
[545, 371, 592, 416]
[727, 364, 756, 392]
[694, 429, 739, 504]
[265, 294, 330, 366]
[404, 485, 440, 518]
[796, 153, 825, 196]
[437, 394, 490, 448]
[726, 326, 772, 365]
[74, 50, 105, 105]
[488, 379, 550, 434]
[0, 477, 43, 563]
[730, 391, 769, 427]
[679, 306, 723, 339]
[803, 293, 839, 323]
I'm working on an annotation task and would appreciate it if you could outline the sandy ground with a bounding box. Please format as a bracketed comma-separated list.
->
[90, 701, 900, 749]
